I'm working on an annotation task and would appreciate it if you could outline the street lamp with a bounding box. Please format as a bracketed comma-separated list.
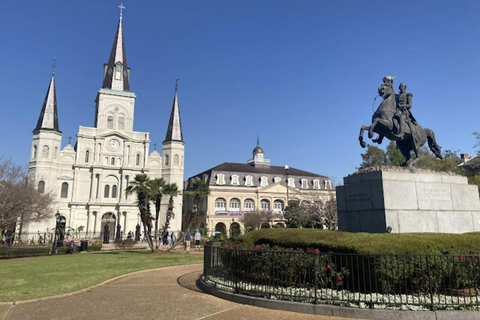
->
[284, 165, 289, 213]
[51, 211, 61, 254]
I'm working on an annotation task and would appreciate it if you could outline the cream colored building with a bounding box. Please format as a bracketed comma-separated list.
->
[25, 13, 185, 240]
[183, 141, 335, 236]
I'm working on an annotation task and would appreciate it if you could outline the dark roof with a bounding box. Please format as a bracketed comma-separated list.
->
[102, 18, 130, 91]
[164, 91, 183, 142]
[253, 145, 264, 154]
[196, 162, 325, 178]
[34, 74, 60, 133]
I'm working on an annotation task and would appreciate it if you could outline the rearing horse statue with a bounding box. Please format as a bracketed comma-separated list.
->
[358, 82, 442, 167]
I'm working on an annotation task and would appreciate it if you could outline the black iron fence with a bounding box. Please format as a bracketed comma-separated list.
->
[204, 242, 480, 310]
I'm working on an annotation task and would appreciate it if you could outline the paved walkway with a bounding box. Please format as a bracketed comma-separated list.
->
[0, 263, 375, 320]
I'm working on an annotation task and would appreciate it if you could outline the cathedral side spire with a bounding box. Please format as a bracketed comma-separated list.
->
[34, 70, 60, 133]
[164, 79, 183, 142]
[102, 10, 130, 92]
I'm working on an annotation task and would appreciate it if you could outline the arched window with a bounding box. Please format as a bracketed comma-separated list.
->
[164, 155, 169, 166]
[118, 117, 125, 130]
[112, 185, 118, 198]
[111, 157, 115, 165]
[244, 199, 255, 211]
[61, 182, 68, 198]
[229, 198, 240, 210]
[38, 181, 45, 194]
[136, 154, 140, 166]
[104, 185, 110, 198]
[54, 147, 58, 159]
[107, 116, 114, 129]
[261, 199, 270, 211]
[42, 145, 49, 158]
[33, 146, 37, 159]
[274, 200, 284, 212]
[115, 62, 123, 80]
[174, 154, 179, 166]
[215, 198, 226, 210]
[85, 150, 90, 163]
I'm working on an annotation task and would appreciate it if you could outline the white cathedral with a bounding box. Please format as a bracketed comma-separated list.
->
[25, 13, 185, 240]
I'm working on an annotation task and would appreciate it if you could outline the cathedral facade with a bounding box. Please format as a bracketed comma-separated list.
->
[25, 14, 185, 240]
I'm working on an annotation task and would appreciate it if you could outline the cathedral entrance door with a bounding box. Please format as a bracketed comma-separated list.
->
[101, 213, 116, 243]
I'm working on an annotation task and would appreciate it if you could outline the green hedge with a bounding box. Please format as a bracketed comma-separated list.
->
[240, 229, 480, 255]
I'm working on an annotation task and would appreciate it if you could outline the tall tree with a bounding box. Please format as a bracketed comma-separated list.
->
[125, 174, 155, 252]
[173, 177, 210, 249]
[0, 159, 54, 239]
[385, 141, 405, 166]
[147, 177, 165, 250]
[359, 144, 386, 169]
[162, 183, 179, 236]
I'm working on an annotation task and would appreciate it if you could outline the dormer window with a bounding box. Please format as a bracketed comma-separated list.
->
[216, 174, 226, 185]
[245, 175, 253, 186]
[273, 177, 281, 183]
[301, 179, 309, 189]
[313, 179, 320, 189]
[287, 178, 295, 188]
[260, 176, 268, 187]
[115, 63, 123, 80]
[231, 175, 239, 185]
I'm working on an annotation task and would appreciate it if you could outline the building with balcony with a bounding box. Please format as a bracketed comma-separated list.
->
[183, 140, 335, 237]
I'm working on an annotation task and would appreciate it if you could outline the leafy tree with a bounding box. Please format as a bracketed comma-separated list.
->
[385, 141, 405, 166]
[284, 201, 310, 228]
[125, 174, 155, 252]
[240, 210, 268, 231]
[0, 159, 54, 243]
[162, 183, 179, 236]
[173, 177, 210, 249]
[359, 144, 387, 169]
[147, 177, 165, 249]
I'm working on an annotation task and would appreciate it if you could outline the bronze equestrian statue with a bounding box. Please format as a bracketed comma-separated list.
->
[359, 77, 442, 167]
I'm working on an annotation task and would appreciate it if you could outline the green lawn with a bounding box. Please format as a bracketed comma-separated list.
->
[0, 251, 203, 302]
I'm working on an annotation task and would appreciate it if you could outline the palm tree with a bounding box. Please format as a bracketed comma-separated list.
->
[161, 183, 179, 235]
[147, 178, 165, 249]
[125, 174, 155, 252]
[173, 177, 209, 249]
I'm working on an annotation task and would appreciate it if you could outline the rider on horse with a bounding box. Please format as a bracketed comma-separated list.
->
[394, 82, 416, 140]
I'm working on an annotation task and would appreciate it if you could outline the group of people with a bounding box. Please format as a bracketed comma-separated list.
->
[184, 229, 201, 253]
[160, 232, 177, 250]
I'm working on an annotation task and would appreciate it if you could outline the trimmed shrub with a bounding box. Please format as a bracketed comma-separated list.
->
[240, 229, 480, 255]
[114, 239, 135, 250]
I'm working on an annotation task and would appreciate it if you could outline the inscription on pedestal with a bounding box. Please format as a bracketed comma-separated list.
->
[416, 183, 453, 210]
[346, 185, 372, 211]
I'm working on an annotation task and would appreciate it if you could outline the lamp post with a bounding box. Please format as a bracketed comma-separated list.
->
[284, 165, 289, 212]
[51, 211, 60, 254]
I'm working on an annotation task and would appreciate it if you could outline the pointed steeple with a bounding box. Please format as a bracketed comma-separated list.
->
[164, 79, 183, 142]
[102, 12, 130, 91]
[34, 70, 60, 133]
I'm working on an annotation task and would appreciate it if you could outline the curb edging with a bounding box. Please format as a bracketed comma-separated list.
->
[197, 277, 479, 320]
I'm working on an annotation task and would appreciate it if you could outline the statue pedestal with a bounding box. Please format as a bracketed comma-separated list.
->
[336, 167, 480, 233]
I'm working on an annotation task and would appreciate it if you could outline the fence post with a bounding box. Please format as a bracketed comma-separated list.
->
[314, 252, 318, 304]
[426, 255, 436, 311]
[234, 249, 239, 294]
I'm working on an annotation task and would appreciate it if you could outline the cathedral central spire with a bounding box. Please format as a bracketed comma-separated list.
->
[102, 11, 130, 91]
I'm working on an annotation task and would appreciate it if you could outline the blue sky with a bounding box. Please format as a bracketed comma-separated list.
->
[1, 1, 479, 185]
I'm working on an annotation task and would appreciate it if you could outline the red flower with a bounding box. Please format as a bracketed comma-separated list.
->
[337, 276, 342, 281]
[327, 264, 331, 270]
[243, 252, 247, 256]
[256, 245, 260, 248]
[224, 245, 229, 249]
[460, 255, 465, 259]
[477, 255, 480, 260]
[289, 248, 294, 251]
[253, 248, 256, 251]
[314, 249, 320, 254]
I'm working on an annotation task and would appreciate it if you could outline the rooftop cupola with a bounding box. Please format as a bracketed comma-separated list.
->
[247, 137, 270, 167]
[102, 5, 130, 92]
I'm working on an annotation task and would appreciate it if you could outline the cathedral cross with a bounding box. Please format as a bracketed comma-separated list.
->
[118, 3, 125, 18]
[153, 143, 157, 150]
[68, 136, 72, 144]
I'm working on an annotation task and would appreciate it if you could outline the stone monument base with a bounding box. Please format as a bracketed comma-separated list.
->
[336, 167, 480, 233]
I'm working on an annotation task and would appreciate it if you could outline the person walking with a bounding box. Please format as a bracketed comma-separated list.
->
[194, 229, 201, 252]
[162, 232, 169, 251]
[185, 231, 191, 253]
[171, 233, 176, 250]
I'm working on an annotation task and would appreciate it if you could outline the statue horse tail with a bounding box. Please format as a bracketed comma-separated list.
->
[425, 128, 443, 160]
